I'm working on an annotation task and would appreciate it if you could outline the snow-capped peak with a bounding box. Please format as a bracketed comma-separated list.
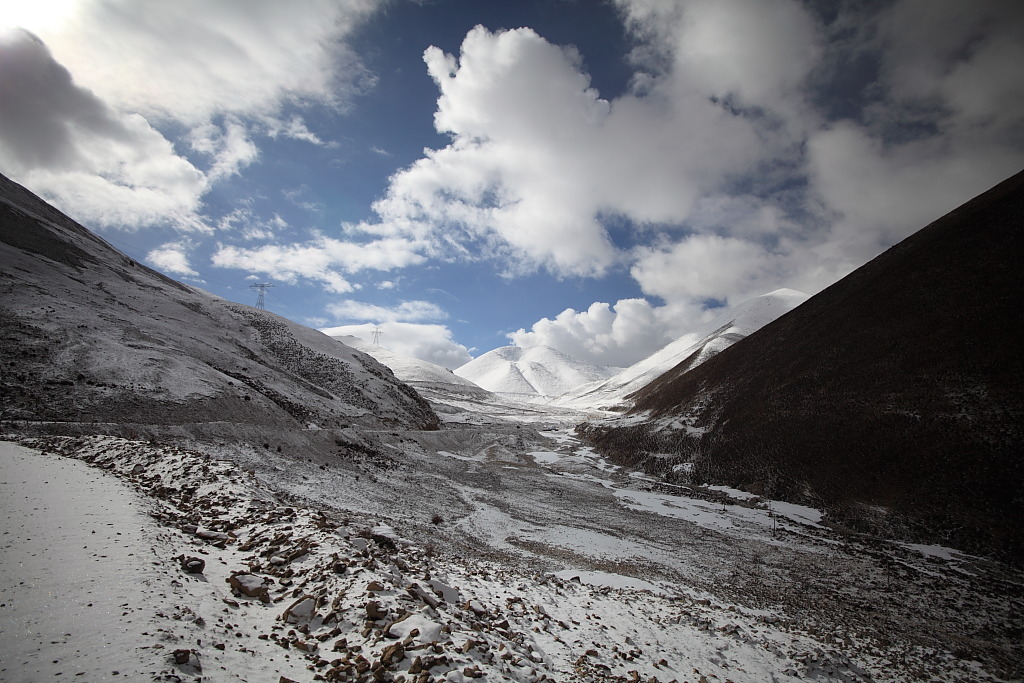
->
[454, 345, 618, 401]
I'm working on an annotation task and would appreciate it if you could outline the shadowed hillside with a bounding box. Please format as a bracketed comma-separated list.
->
[580, 169, 1024, 562]
[0, 173, 439, 449]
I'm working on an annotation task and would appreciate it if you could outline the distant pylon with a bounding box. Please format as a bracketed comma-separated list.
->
[250, 282, 274, 310]
[371, 326, 382, 346]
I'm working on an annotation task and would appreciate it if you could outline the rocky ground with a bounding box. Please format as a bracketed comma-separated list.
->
[3, 412, 1022, 682]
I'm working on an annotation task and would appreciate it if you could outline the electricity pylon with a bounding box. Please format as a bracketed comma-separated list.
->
[250, 282, 274, 310]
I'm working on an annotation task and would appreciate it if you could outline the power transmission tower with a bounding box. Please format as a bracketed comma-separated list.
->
[371, 326, 382, 346]
[250, 282, 274, 310]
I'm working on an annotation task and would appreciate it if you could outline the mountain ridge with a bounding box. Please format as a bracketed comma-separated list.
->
[580, 169, 1024, 562]
[0, 173, 439, 445]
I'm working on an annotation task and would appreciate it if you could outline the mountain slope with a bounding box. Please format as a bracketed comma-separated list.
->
[334, 335, 481, 389]
[0, 173, 439, 437]
[580, 169, 1024, 562]
[455, 345, 618, 400]
[555, 289, 808, 410]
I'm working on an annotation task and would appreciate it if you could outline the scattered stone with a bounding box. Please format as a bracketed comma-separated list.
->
[228, 572, 271, 603]
[282, 595, 318, 624]
[178, 555, 206, 574]
[365, 600, 388, 620]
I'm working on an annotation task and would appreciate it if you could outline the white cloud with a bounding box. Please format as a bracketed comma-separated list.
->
[631, 234, 791, 305]
[263, 115, 334, 147]
[619, 0, 822, 129]
[30, 0, 381, 126]
[327, 300, 447, 323]
[211, 237, 427, 294]
[1, 1, 381, 233]
[146, 240, 199, 278]
[321, 322, 473, 369]
[0, 29, 210, 231]
[354, 23, 769, 277]
[188, 117, 259, 182]
[217, 206, 289, 241]
[508, 298, 683, 368]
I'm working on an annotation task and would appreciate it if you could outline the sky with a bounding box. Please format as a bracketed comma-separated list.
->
[1, 0, 1022, 370]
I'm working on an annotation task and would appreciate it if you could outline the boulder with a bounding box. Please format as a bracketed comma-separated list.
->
[228, 572, 270, 603]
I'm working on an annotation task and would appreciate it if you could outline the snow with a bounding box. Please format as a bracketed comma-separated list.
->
[555, 288, 809, 410]
[6, 173, 1022, 683]
[335, 335, 481, 389]
[3, 427, 1021, 683]
[455, 345, 618, 400]
[553, 570, 663, 593]
[0, 442, 162, 682]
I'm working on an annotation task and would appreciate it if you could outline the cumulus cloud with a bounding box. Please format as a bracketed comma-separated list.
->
[508, 298, 689, 368]
[499, 0, 1024, 364]
[146, 240, 199, 278]
[1, 1, 381, 233]
[352, 23, 772, 277]
[0, 29, 209, 231]
[321, 322, 473, 369]
[327, 300, 447, 323]
[211, 237, 427, 294]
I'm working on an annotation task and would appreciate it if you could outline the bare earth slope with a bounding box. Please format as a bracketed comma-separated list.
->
[581, 169, 1024, 562]
[0, 173, 438, 439]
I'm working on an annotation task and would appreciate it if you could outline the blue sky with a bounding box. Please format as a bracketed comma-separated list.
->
[2, 0, 1022, 368]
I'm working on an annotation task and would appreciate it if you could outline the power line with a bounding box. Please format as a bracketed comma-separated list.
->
[250, 282, 274, 310]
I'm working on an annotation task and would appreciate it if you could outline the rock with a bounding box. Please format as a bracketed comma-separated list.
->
[294, 639, 318, 653]
[171, 649, 201, 671]
[228, 572, 271, 603]
[366, 580, 386, 592]
[365, 600, 388, 620]
[282, 595, 318, 624]
[179, 555, 206, 574]
[380, 642, 404, 665]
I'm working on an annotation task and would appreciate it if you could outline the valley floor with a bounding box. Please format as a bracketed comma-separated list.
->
[2, 397, 1022, 682]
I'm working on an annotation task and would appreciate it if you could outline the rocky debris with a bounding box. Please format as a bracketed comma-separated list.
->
[170, 648, 201, 672]
[16, 433, 1024, 683]
[177, 555, 206, 574]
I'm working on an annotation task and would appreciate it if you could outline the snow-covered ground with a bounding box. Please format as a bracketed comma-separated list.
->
[4, 395, 1022, 682]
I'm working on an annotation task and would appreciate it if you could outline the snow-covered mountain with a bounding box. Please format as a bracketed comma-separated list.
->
[334, 335, 480, 389]
[3, 171, 1022, 683]
[555, 289, 809, 411]
[454, 345, 619, 402]
[0, 173, 438, 438]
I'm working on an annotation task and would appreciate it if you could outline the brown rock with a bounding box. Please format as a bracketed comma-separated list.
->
[365, 600, 388, 620]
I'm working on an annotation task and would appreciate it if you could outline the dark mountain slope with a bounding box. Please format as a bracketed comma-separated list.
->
[0, 173, 439, 443]
[581, 169, 1024, 561]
